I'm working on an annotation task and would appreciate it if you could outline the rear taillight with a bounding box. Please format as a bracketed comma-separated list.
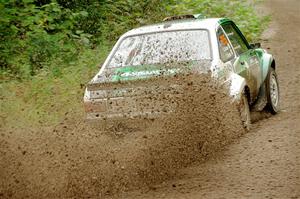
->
[84, 100, 107, 113]
[90, 90, 107, 99]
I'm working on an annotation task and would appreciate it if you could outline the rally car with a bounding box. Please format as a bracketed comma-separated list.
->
[84, 15, 279, 129]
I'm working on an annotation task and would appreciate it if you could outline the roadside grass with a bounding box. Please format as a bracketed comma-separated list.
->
[0, 0, 270, 130]
[1, 44, 110, 129]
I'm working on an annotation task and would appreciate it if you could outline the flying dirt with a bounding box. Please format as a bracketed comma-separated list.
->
[1, 74, 247, 198]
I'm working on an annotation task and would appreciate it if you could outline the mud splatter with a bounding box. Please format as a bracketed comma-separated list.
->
[65, 74, 246, 197]
[0, 74, 245, 198]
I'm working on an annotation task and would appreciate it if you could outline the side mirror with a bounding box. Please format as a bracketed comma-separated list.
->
[250, 43, 261, 49]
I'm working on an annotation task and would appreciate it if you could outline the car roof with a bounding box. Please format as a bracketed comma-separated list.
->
[123, 18, 227, 37]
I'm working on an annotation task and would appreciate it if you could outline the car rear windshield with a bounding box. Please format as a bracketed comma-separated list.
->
[107, 30, 211, 68]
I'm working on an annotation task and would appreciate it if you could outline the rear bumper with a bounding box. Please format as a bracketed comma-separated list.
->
[84, 96, 172, 120]
[84, 92, 174, 121]
[86, 110, 165, 120]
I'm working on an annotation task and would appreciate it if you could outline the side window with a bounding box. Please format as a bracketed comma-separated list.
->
[222, 23, 248, 55]
[217, 27, 234, 62]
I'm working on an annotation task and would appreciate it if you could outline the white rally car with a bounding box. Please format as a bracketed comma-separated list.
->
[84, 15, 280, 129]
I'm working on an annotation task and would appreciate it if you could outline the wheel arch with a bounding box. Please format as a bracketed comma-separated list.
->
[271, 59, 276, 69]
[229, 73, 247, 100]
[261, 53, 275, 82]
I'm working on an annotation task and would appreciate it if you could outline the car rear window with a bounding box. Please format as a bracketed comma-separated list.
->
[107, 30, 211, 68]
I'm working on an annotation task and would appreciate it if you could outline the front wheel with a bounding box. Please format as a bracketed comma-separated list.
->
[266, 68, 280, 114]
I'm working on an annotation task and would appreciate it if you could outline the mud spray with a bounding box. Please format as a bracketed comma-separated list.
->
[64, 74, 246, 198]
[0, 74, 246, 198]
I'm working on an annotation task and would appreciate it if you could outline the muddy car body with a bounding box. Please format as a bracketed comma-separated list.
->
[84, 15, 279, 126]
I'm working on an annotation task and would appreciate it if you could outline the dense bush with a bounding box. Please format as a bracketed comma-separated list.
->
[0, 0, 171, 78]
[1, 0, 74, 77]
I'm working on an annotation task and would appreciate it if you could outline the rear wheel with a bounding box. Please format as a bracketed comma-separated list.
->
[266, 68, 280, 114]
[239, 92, 251, 130]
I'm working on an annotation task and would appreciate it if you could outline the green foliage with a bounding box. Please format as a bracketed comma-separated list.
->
[167, 0, 269, 41]
[1, 0, 76, 77]
[0, 0, 171, 78]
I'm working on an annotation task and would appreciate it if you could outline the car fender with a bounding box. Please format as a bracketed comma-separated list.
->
[259, 50, 274, 82]
[229, 72, 247, 101]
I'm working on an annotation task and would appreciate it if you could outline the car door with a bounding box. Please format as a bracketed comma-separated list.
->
[216, 26, 235, 81]
[221, 22, 262, 102]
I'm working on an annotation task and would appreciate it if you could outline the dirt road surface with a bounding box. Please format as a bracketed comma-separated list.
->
[0, 0, 299, 198]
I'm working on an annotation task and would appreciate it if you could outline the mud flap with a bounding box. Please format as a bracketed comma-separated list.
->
[251, 83, 268, 111]
[229, 73, 246, 101]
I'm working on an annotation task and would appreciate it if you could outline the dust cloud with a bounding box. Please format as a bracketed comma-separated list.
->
[66, 74, 245, 197]
[0, 74, 245, 198]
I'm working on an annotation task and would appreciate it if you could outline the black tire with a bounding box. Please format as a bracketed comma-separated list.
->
[239, 92, 251, 130]
[266, 68, 280, 114]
